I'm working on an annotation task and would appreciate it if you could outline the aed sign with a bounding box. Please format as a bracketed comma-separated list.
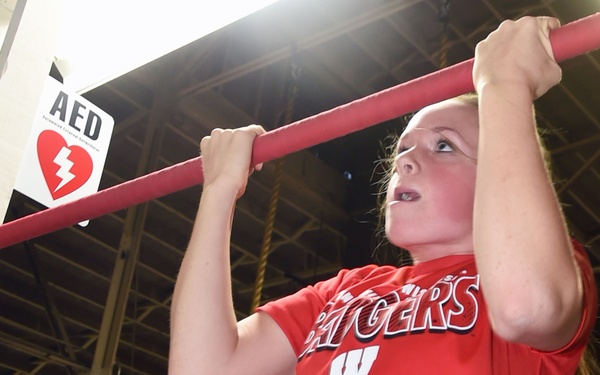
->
[14, 76, 114, 225]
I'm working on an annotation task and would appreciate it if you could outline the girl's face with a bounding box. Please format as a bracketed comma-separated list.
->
[385, 98, 479, 263]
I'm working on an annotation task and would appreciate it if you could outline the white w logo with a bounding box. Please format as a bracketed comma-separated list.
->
[329, 346, 380, 375]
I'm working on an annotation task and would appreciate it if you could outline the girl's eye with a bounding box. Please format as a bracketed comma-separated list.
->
[396, 145, 409, 155]
[435, 139, 454, 152]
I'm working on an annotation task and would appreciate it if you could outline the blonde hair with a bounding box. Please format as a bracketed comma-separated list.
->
[578, 342, 600, 375]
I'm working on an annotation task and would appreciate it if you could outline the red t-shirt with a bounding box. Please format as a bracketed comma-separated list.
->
[258, 243, 597, 374]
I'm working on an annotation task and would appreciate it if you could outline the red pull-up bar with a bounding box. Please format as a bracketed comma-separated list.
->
[1, 13, 600, 249]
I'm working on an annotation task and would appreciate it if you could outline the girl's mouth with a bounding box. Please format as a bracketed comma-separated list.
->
[394, 187, 421, 202]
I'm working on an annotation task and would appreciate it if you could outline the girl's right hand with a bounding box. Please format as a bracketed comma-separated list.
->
[199, 125, 266, 199]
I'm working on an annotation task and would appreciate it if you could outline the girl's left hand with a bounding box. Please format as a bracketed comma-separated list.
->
[472, 16, 562, 100]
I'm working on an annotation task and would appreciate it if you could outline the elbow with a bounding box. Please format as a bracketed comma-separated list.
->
[488, 303, 539, 343]
[487, 288, 582, 349]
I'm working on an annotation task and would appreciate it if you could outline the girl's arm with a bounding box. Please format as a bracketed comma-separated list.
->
[472, 17, 583, 351]
[169, 126, 297, 375]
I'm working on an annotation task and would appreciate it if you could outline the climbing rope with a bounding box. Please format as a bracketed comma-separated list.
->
[439, 0, 451, 69]
[249, 56, 300, 313]
[249, 157, 285, 312]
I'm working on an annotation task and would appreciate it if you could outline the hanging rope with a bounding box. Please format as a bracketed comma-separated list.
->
[250, 55, 300, 312]
[438, 0, 451, 69]
[249, 157, 285, 312]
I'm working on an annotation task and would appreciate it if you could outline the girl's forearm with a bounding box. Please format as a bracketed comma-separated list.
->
[169, 183, 240, 374]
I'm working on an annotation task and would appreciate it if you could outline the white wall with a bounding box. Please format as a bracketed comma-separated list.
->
[0, 0, 66, 222]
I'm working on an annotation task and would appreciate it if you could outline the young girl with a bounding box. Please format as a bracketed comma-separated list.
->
[169, 16, 597, 374]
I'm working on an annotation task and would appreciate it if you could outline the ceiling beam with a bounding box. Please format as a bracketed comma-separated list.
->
[177, 0, 426, 98]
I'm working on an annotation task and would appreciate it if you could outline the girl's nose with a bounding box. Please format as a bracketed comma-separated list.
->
[395, 151, 419, 175]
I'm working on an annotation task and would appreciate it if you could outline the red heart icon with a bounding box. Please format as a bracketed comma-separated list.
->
[37, 130, 93, 200]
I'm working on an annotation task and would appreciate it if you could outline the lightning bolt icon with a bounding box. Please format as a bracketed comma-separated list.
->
[53, 146, 76, 192]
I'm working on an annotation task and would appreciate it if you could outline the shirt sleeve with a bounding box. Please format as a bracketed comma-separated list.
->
[256, 265, 380, 356]
[568, 239, 597, 348]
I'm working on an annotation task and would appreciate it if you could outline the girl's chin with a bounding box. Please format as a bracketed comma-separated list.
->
[385, 234, 416, 250]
